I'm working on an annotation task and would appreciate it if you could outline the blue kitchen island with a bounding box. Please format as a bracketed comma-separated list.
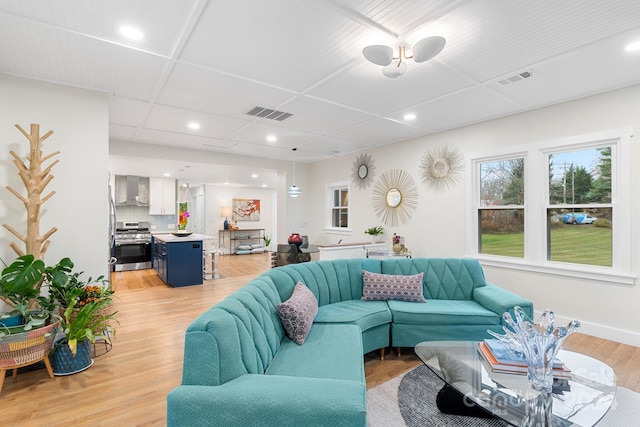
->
[152, 233, 212, 287]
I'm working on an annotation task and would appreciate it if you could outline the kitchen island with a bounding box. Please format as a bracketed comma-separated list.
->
[152, 233, 213, 287]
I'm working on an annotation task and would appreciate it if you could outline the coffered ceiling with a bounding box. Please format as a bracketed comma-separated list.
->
[1, 1, 640, 184]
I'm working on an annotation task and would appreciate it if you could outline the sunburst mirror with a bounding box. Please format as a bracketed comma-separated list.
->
[372, 169, 418, 226]
[419, 144, 464, 191]
[351, 153, 376, 190]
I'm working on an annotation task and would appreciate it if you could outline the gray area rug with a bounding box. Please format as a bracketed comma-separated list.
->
[367, 365, 640, 427]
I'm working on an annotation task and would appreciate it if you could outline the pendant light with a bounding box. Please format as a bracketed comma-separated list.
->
[177, 165, 194, 204]
[177, 182, 193, 204]
[287, 148, 302, 197]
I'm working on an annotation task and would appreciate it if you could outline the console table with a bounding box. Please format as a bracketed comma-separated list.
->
[415, 341, 616, 427]
[218, 228, 265, 255]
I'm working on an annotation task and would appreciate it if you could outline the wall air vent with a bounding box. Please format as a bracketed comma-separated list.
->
[246, 106, 293, 121]
[497, 70, 534, 86]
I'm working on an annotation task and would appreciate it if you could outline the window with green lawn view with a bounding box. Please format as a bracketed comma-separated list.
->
[547, 148, 612, 267]
[472, 129, 630, 275]
[479, 158, 525, 258]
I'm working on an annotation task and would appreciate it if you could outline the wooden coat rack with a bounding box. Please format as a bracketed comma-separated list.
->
[3, 123, 59, 260]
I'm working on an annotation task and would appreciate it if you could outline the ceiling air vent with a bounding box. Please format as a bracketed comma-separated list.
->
[246, 106, 293, 121]
[497, 70, 534, 86]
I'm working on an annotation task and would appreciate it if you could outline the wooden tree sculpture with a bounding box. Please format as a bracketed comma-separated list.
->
[3, 123, 59, 260]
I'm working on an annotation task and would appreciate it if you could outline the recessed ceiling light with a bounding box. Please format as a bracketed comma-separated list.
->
[119, 26, 144, 41]
[164, 173, 171, 177]
[266, 135, 277, 142]
[625, 40, 640, 52]
[403, 113, 416, 121]
[188, 122, 200, 130]
[262, 184, 267, 188]
[251, 174, 258, 178]
[224, 182, 229, 185]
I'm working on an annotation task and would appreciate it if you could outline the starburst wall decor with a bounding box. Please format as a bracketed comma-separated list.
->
[372, 169, 418, 227]
[351, 152, 376, 190]
[419, 144, 464, 192]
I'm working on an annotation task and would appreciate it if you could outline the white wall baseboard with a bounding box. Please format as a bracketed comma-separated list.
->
[534, 310, 640, 348]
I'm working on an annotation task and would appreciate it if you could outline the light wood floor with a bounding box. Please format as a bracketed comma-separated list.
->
[3, 253, 639, 426]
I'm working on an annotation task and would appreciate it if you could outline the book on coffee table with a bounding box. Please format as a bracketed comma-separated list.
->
[478, 340, 571, 378]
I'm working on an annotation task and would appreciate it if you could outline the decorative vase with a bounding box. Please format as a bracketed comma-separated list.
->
[498, 306, 580, 394]
[178, 202, 190, 231]
[393, 243, 404, 254]
[52, 339, 93, 375]
[288, 233, 303, 249]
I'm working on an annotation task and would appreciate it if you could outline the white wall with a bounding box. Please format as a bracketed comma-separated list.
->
[309, 83, 640, 346]
[0, 74, 109, 282]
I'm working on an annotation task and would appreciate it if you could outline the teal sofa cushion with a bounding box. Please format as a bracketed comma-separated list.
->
[314, 300, 391, 331]
[181, 276, 284, 386]
[388, 300, 501, 325]
[266, 324, 364, 383]
[168, 375, 366, 427]
[380, 258, 487, 300]
[263, 258, 381, 305]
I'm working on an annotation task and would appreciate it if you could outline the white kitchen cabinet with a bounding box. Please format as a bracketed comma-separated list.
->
[149, 177, 176, 215]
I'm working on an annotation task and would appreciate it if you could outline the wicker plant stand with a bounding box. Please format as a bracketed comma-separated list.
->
[0, 322, 59, 393]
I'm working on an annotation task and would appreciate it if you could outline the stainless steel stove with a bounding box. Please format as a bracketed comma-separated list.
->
[113, 221, 152, 271]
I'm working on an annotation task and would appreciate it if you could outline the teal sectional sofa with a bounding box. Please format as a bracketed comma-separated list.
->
[167, 258, 532, 427]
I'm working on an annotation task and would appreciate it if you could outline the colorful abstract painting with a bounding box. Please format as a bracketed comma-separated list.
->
[232, 198, 260, 221]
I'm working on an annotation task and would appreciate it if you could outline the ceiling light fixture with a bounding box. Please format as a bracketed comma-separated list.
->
[625, 40, 640, 52]
[119, 26, 144, 41]
[266, 135, 277, 142]
[287, 147, 302, 198]
[176, 183, 193, 204]
[403, 113, 416, 121]
[188, 122, 200, 130]
[363, 36, 446, 78]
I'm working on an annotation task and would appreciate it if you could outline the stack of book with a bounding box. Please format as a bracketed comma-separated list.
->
[478, 339, 571, 379]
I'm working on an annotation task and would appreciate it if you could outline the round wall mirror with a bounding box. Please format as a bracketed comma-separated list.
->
[358, 164, 368, 179]
[386, 188, 402, 208]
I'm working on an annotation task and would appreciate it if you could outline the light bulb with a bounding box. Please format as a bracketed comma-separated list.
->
[382, 61, 407, 78]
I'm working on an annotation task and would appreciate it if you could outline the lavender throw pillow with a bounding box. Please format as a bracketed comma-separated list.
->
[277, 282, 318, 345]
[361, 270, 426, 302]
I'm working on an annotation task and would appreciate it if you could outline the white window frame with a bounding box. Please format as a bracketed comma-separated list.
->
[324, 181, 351, 235]
[466, 128, 634, 285]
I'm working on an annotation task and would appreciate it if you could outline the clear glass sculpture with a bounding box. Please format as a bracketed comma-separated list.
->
[491, 306, 580, 394]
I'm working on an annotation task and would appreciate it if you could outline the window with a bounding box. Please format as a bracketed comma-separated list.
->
[468, 128, 632, 284]
[547, 147, 612, 267]
[325, 182, 350, 233]
[479, 158, 525, 258]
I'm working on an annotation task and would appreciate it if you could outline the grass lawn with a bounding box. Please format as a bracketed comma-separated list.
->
[481, 224, 612, 267]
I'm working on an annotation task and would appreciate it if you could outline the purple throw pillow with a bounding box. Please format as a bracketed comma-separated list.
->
[277, 282, 318, 345]
[361, 270, 426, 302]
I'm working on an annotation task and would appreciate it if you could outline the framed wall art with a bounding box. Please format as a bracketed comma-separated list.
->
[232, 198, 261, 221]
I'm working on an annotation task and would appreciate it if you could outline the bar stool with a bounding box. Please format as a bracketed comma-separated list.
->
[203, 244, 223, 280]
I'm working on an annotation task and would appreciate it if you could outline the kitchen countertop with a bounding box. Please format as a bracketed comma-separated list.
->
[153, 233, 215, 243]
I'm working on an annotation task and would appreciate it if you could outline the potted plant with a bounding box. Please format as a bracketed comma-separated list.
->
[0, 254, 56, 333]
[51, 295, 116, 375]
[364, 226, 385, 243]
[263, 234, 272, 250]
[41, 257, 117, 374]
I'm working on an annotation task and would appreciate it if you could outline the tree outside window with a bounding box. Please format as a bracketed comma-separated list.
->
[548, 147, 612, 267]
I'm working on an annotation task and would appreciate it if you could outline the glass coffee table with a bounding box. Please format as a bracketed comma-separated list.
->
[415, 341, 616, 427]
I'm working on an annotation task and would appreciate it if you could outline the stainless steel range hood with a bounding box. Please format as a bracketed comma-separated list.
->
[114, 175, 150, 207]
